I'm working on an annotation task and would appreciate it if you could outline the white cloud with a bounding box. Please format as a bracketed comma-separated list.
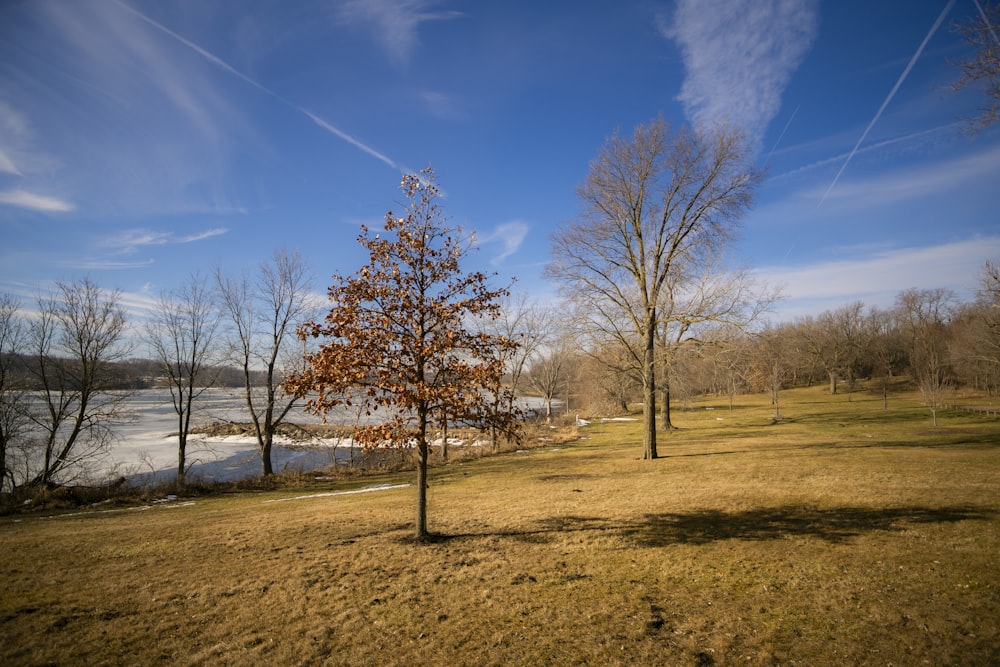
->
[756, 236, 1000, 319]
[335, 0, 462, 67]
[0, 189, 74, 212]
[104, 227, 229, 254]
[0, 149, 20, 176]
[810, 142, 1000, 212]
[419, 90, 467, 121]
[179, 227, 229, 243]
[480, 221, 529, 265]
[665, 0, 819, 145]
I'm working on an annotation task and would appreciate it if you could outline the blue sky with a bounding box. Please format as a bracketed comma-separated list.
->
[1, 0, 998, 321]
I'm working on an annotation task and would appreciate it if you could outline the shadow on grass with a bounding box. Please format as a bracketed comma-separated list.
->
[441, 505, 996, 547]
[621, 505, 996, 546]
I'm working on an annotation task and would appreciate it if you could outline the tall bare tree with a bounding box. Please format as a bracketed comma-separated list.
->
[0, 294, 29, 492]
[548, 117, 759, 458]
[21, 279, 131, 488]
[147, 274, 222, 484]
[951, 1, 1000, 130]
[285, 168, 520, 540]
[216, 249, 315, 476]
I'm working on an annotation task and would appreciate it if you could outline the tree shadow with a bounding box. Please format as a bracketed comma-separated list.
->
[436, 505, 996, 547]
[618, 505, 996, 547]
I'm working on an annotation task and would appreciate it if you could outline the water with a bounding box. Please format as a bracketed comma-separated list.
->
[37, 389, 555, 486]
[88, 389, 358, 486]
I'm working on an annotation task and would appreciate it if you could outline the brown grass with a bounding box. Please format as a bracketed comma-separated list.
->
[1, 386, 998, 665]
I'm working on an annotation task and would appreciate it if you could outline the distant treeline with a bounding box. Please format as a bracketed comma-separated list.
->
[0, 353, 266, 391]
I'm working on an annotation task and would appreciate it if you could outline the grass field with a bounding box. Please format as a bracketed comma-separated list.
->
[2, 386, 998, 665]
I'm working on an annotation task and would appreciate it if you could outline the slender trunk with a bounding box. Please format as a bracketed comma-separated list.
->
[441, 417, 448, 462]
[261, 430, 274, 476]
[661, 384, 673, 430]
[416, 405, 429, 540]
[828, 371, 837, 395]
[642, 313, 658, 460]
[545, 397, 552, 424]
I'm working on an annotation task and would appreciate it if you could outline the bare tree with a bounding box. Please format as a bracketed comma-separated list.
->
[0, 294, 29, 492]
[548, 117, 759, 459]
[747, 324, 794, 420]
[20, 279, 131, 488]
[286, 168, 520, 540]
[216, 249, 315, 476]
[525, 335, 576, 423]
[865, 306, 906, 410]
[146, 274, 223, 484]
[797, 302, 866, 397]
[951, 1, 1000, 130]
[897, 288, 955, 426]
[656, 257, 776, 427]
[478, 291, 549, 450]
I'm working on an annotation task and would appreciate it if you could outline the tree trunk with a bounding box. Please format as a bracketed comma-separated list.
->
[440, 418, 448, 462]
[261, 432, 274, 476]
[416, 413, 429, 541]
[828, 371, 837, 395]
[642, 313, 658, 459]
[660, 384, 673, 430]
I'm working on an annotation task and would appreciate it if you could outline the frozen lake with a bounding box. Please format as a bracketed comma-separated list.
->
[85, 389, 554, 486]
[104, 389, 360, 486]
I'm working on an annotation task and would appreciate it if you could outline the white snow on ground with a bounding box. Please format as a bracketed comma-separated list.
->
[263, 484, 411, 503]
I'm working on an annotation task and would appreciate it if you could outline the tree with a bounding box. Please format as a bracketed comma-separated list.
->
[216, 249, 315, 476]
[747, 324, 794, 420]
[797, 302, 866, 397]
[951, 1, 1000, 130]
[548, 117, 759, 459]
[285, 168, 520, 540]
[21, 279, 131, 488]
[897, 288, 955, 426]
[865, 306, 906, 409]
[478, 292, 549, 450]
[146, 274, 222, 484]
[525, 334, 575, 423]
[0, 293, 29, 492]
[655, 258, 775, 427]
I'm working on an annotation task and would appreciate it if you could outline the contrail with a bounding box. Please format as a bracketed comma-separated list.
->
[765, 104, 800, 164]
[112, 0, 401, 171]
[819, 0, 956, 207]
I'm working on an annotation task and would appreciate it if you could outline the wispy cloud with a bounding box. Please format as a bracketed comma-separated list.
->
[419, 90, 467, 121]
[335, 0, 462, 67]
[104, 227, 229, 254]
[663, 0, 819, 145]
[479, 221, 529, 265]
[808, 142, 1000, 211]
[0, 189, 74, 212]
[756, 236, 1000, 319]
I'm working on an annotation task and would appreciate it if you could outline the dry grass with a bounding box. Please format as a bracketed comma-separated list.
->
[2, 386, 998, 665]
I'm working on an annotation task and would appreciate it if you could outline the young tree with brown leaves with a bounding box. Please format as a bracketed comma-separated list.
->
[285, 168, 520, 541]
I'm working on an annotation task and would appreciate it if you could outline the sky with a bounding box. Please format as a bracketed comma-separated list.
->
[1, 0, 998, 324]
